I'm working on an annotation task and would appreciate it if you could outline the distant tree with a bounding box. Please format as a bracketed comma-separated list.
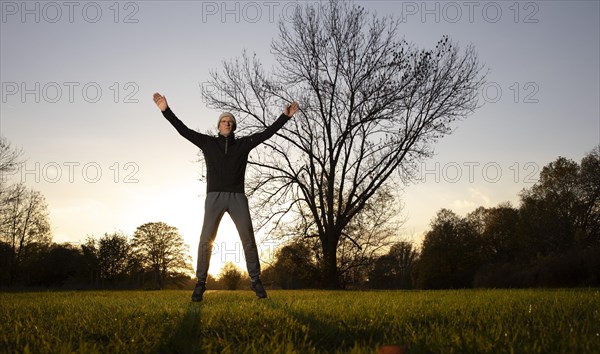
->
[0, 136, 23, 184]
[465, 203, 520, 264]
[518, 148, 600, 258]
[80, 237, 100, 286]
[132, 222, 192, 289]
[520, 157, 579, 256]
[202, 0, 486, 288]
[488, 204, 520, 262]
[0, 137, 25, 256]
[205, 273, 219, 290]
[416, 209, 482, 289]
[369, 241, 418, 289]
[0, 241, 12, 286]
[576, 146, 600, 246]
[269, 242, 319, 289]
[219, 262, 243, 290]
[0, 184, 51, 284]
[98, 232, 132, 286]
[35, 243, 84, 287]
[15, 241, 51, 286]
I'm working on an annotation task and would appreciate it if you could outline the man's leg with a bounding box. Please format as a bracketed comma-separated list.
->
[196, 192, 227, 283]
[228, 193, 267, 298]
[228, 193, 261, 281]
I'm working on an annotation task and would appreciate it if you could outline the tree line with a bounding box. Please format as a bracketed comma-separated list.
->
[0, 137, 193, 289]
[1, 134, 598, 290]
[0, 223, 193, 289]
[261, 147, 600, 289]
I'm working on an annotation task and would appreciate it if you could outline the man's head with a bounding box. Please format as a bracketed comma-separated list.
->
[218, 112, 236, 136]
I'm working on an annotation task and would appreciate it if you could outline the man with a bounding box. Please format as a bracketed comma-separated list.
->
[152, 92, 299, 301]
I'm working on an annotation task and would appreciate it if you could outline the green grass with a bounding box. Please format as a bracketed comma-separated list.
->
[1, 289, 599, 353]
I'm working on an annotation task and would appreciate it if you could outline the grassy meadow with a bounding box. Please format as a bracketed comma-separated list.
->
[1, 289, 599, 353]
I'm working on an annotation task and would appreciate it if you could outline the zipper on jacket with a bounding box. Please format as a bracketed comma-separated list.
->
[225, 136, 228, 155]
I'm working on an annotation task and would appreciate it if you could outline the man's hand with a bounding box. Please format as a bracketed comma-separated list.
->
[284, 101, 299, 117]
[153, 92, 168, 112]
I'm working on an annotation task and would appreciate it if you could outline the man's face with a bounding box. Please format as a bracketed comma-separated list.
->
[218, 116, 234, 136]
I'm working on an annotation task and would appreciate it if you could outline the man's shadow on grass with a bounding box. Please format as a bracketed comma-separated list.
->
[158, 300, 204, 354]
[159, 292, 391, 353]
[159, 292, 348, 353]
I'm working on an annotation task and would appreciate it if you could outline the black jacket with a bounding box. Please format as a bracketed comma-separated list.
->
[162, 107, 290, 193]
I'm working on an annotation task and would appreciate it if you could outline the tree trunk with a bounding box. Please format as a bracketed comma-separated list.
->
[322, 236, 340, 289]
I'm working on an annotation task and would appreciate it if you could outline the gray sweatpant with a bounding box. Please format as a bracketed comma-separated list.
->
[196, 192, 260, 283]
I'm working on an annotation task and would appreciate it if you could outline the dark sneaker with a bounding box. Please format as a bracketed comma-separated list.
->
[191, 282, 206, 302]
[251, 279, 267, 299]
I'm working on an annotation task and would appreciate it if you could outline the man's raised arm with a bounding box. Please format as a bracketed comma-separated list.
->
[248, 101, 300, 148]
[153, 92, 205, 148]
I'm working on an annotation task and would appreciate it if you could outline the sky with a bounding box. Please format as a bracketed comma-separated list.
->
[1, 0, 599, 277]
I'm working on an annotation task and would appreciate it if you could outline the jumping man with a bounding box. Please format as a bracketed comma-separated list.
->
[153, 92, 299, 301]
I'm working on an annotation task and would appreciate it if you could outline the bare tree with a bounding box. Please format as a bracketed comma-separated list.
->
[0, 137, 51, 284]
[0, 136, 23, 184]
[0, 184, 51, 282]
[202, 0, 486, 287]
[0, 136, 24, 215]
